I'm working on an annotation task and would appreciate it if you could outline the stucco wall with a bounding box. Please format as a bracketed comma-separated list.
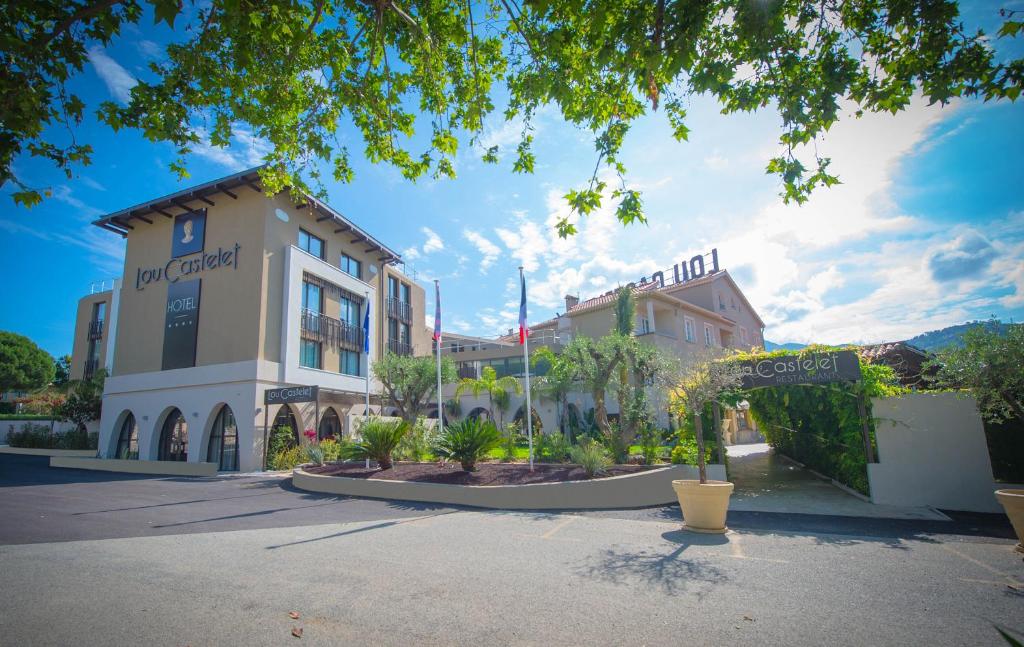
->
[70, 290, 113, 380]
[868, 392, 1010, 513]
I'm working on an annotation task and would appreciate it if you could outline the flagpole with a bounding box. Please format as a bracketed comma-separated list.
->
[364, 290, 370, 421]
[520, 266, 534, 471]
[434, 280, 444, 440]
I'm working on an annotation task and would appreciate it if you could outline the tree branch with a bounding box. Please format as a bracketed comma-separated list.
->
[43, 0, 124, 48]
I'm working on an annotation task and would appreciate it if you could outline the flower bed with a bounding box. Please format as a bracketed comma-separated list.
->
[305, 462, 655, 486]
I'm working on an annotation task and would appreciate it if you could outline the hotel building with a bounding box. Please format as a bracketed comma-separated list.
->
[439, 257, 765, 443]
[69, 167, 428, 471]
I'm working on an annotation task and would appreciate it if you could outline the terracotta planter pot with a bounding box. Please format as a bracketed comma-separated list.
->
[995, 489, 1024, 554]
[672, 479, 734, 534]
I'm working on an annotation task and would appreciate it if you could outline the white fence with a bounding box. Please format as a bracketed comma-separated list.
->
[868, 392, 1020, 513]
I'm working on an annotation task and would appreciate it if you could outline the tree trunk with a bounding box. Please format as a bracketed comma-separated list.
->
[694, 412, 707, 484]
[594, 390, 610, 436]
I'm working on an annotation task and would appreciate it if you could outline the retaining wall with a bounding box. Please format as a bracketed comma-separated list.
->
[50, 456, 219, 477]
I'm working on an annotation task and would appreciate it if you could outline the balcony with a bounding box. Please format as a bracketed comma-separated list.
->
[301, 309, 363, 352]
[386, 297, 412, 324]
[457, 364, 478, 379]
[84, 358, 100, 380]
[88, 319, 104, 340]
[387, 338, 413, 356]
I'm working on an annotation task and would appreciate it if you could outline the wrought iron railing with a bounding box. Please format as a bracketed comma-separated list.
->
[386, 297, 412, 323]
[88, 319, 104, 339]
[301, 309, 363, 352]
[84, 358, 100, 380]
[387, 338, 413, 356]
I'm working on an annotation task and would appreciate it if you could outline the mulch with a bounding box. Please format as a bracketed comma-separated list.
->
[303, 461, 660, 486]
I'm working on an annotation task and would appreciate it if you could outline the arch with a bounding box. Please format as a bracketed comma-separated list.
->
[467, 406, 490, 421]
[513, 403, 543, 434]
[113, 411, 139, 460]
[207, 405, 239, 471]
[272, 404, 301, 444]
[318, 407, 341, 440]
[158, 408, 189, 462]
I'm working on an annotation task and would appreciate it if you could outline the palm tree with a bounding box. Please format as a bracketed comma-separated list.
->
[531, 346, 577, 438]
[454, 365, 523, 424]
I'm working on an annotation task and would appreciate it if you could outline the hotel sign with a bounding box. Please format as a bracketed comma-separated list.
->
[135, 209, 241, 290]
[738, 350, 861, 389]
[636, 248, 721, 289]
[265, 385, 319, 405]
[162, 279, 202, 370]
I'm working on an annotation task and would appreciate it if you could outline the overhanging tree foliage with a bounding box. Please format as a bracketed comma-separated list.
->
[0, 331, 55, 393]
[5, 1, 1021, 231]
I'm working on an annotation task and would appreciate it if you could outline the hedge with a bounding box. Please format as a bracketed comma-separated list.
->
[0, 414, 55, 420]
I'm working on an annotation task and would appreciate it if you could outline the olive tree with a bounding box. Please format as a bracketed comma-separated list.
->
[0, 331, 55, 393]
[372, 352, 456, 429]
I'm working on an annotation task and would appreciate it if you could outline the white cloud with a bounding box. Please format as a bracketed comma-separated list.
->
[463, 229, 501, 270]
[188, 124, 272, 171]
[88, 46, 137, 104]
[422, 227, 444, 254]
[704, 152, 729, 170]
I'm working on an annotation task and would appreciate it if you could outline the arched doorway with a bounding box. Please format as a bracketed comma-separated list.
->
[207, 405, 239, 471]
[158, 409, 188, 462]
[115, 412, 139, 460]
[318, 407, 341, 440]
[467, 406, 489, 421]
[513, 404, 543, 434]
[272, 404, 301, 444]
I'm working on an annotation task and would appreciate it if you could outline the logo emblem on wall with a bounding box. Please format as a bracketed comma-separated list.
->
[172, 210, 206, 258]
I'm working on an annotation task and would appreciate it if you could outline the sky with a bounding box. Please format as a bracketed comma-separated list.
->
[2, 2, 1023, 359]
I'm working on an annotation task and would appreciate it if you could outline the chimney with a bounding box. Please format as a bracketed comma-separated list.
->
[564, 294, 579, 311]
[507, 328, 514, 337]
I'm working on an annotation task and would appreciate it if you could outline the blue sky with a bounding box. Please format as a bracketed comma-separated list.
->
[2, 2, 1023, 359]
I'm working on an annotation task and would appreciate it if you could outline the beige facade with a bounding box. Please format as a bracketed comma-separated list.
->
[78, 167, 426, 471]
[69, 286, 118, 380]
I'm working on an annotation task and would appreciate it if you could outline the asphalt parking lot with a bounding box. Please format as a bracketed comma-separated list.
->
[1, 454, 1021, 646]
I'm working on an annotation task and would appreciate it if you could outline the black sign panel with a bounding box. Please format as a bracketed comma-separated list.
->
[264, 385, 319, 405]
[172, 209, 207, 258]
[162, 279, 202, 370]
[739, 350, 861, 389]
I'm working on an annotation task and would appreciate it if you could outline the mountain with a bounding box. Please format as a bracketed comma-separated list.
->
[764, 341, 808, 351]
[905, 321, 1015, 352]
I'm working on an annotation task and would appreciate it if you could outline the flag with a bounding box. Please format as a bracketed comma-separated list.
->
[519, 272, 528, 345]
[362, 296, 371, 353]
[432, 281, 442, 342]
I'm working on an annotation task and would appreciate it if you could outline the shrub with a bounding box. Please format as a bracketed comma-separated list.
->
[266, 425, 295, 467]
[396, 417, 434, 462]
[499, 423, 522, 462]
[58, 427, 97, 450]
[319, 438, 345, 463]
[270, 446, 303, 470]
[7, 423, 58, 448]
[670, 438, 712, 465]
[569, 439, 612, 478]
[342, 418, 408, 469]
[433, 418, 502, 472]
[303, 444, 325, 466]
[638, 425, 666, 465]
[536, 430, 571, 463]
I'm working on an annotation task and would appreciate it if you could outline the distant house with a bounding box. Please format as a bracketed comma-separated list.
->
[858, 342, 936, 388]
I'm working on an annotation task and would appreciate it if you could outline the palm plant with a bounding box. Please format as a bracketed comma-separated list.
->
[531, 346, 577, 438]
[433, 418, 503, 472]
[341, 418, 408, 469]
[454, 365, 522, 423]
[569, 439, 612, 478]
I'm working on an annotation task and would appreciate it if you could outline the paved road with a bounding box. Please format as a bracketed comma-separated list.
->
[1, 454, 1022, 646]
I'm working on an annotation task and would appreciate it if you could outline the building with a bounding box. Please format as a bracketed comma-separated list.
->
[858, 341, 936, 388]
[439, 251, 765, 443]
[70, 167, 428, 470]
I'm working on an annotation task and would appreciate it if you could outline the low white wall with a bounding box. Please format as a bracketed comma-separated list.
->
[868, 393, 1006, 513]
[0, 446, 97, 458]
[50, 456, 218, 477]
[293, 463, 727, 510]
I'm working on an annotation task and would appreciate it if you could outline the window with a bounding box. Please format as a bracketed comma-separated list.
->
[718, 293, 726, 311]
[638, 317, 651, 334]
[299, 229, 325, 259]
[704, 324, 715, 347]
[302, 281, 322, 314]
[340, 253, 361, 280]
[388, 276, 399, 299]
[340, 296, 359, 325]
[300, 339, 322, 369]
[158, 409, 188, 462]
[115, 413, 138, 460]
[207, 405, 238, 471]
[92, 302, 106, 323]
[388, 317, 399, 342]
[400, 323, 411, 345]
[340, 350, 360, 376]
[400, 282, 411, 304]
[684, 316, 696, 343]
[319, 408, 341, 440]
[740, 327, 748, 345]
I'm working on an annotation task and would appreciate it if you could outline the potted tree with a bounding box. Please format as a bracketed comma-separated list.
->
[927, 321, 1024, 552]
[667, 350, 744, 533]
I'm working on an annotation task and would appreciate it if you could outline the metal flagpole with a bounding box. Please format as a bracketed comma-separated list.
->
[434, 280, 444, 440]
[364, 291, 371, 470]
[520, 267, 534, 471]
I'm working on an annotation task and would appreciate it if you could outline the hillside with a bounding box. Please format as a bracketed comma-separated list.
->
[764, 341, 809, 351]
[905, 320, 1015, 352]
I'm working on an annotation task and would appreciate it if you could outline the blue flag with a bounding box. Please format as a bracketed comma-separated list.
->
[363, 297, 371, 353]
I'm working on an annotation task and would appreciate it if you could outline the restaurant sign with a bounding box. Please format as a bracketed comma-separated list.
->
[264, 385, 319, 405]
[738, 350, 861, 389]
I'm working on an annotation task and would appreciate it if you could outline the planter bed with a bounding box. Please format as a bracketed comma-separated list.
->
[305, 461, 656, 486]
[293, 462, 728, 510]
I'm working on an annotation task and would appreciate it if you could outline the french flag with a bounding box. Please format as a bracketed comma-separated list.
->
[519, 272, 528, 345]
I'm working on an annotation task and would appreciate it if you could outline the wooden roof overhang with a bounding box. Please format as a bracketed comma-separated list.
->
[91, 166, 402, 264]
